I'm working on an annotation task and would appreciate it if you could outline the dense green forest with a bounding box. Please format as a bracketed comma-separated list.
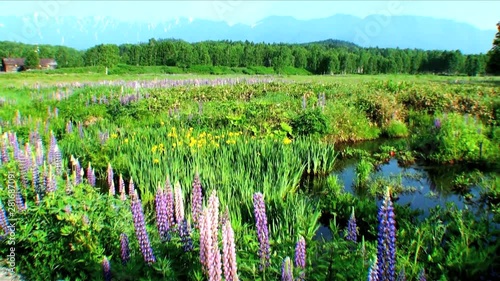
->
[0, 39, 490, 75]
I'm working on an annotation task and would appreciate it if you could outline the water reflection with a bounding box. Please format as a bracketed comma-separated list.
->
[304, 139, 497, 218]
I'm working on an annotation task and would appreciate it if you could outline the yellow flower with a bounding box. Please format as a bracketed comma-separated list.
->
[111, 133, 118, 139]
[151, 145, 158, 153]
[283, 137, 292, 145]
[160, 121, 165, 126]
[153, 158, 160, 164]
[124, 138, 129, 143]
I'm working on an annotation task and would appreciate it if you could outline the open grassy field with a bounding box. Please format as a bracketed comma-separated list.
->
[0, 71, 499, 281]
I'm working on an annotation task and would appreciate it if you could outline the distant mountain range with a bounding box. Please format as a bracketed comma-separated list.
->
[0, 14, 496, 54]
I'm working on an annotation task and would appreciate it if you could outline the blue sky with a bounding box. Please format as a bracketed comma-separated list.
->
[0, 1, 498, 30]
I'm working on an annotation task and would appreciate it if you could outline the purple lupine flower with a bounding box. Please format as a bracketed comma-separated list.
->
[368, 258, 379, 281]
[120, 233, 131, 264]
[78, 122, 84, 139]
[128, 178, 135, 197]
[179, 219, 194, 252]
[295, 235, 306, 280]
[418, 269, 426, 281]
[35, 139, 43, 166]
[281, 257, 294, 281]
[0, 200, 11, 235]
[222, 220, 239, 281]
[18, 152, 30, 188]
[48, 131, 57, 164]
[15, 186, 27, 211]
[346, 207, 358, 243]
[253, 192, 270, 271]
[23, 143, 32, 170]
[87, 162, 96, 187]
[9, 132, 20, 160]
[0, 137, 9, 164]
[65, 173, 72, 195]
[165, 178, 175, 229]
[46, 165, 57, 193]
[376, 189, 397, 281]
[66, 120, 73, 134]
[434, 118, 441, 129]
[107, 163, 114, 196]
[54, 145, 62, 175]
[208, 190, 222, 281]
[31, 155, 40, 194]
[102, 256, 111, 281]
[155, 184, 170, 241]
[130, 190, 156, 264]
[72, 157, 82, 185]
[174, 182, 185, 227]
[191, 172, 203, 228]
[119, 174, 126, 200]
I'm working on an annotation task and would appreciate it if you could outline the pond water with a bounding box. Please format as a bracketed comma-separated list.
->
[311, 138, 497, 241]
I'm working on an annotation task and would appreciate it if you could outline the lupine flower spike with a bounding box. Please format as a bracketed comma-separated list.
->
[222, 219, 238, 281]
[120, 233, 131, 265]
[376, 188, 396, 281]
[165, 178, 175, 231]
[119, 174, 126, 200]
[281, 257, 294, 281]
[179, 219, 194, 252]
[87, 162, 95, 187]
[130, 190, 156, 264]
[253, 192, 270, 271]
[346, 206, 358, 243]
[368, 257, 379, 281]
[191, 172, 203, 228]
[295, 235, 306, 280]
[155, 183, 169, 241]
[208, 190, 222, 281]
[107, 163, 115, 196]
[102, 256, 111, 281]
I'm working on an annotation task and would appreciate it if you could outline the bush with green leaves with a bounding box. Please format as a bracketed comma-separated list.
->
[384, 119, 409, 138]
[291, 108, 329, 137]
[412, 113, 500, 163]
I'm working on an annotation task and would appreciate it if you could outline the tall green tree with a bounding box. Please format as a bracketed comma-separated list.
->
[465, 55, 481, 76]
[24, 48, 40, 69]
[486, 21, 500, 75]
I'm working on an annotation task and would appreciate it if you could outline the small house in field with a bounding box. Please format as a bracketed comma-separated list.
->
[1, 58, 26, 72]
[40, 59, 57, 70]
[1, 58, 57, 72]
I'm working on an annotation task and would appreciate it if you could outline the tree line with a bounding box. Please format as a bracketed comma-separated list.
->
[0, 38, 495, 76]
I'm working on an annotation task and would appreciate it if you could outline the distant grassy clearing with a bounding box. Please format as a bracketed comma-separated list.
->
[1, 70, 499, 90]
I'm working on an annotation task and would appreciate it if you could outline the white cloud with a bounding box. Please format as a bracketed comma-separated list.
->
[0, 23, 4, 28]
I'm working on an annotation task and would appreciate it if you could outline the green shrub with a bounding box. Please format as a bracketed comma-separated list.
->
[291, 108, 329, 137]
[324, 102, 381, 142]
[384, 120, 409, 138]
[422, 113, 500, 163]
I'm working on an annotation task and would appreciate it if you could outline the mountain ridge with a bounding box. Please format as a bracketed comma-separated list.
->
[0, 14, 496, 54]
